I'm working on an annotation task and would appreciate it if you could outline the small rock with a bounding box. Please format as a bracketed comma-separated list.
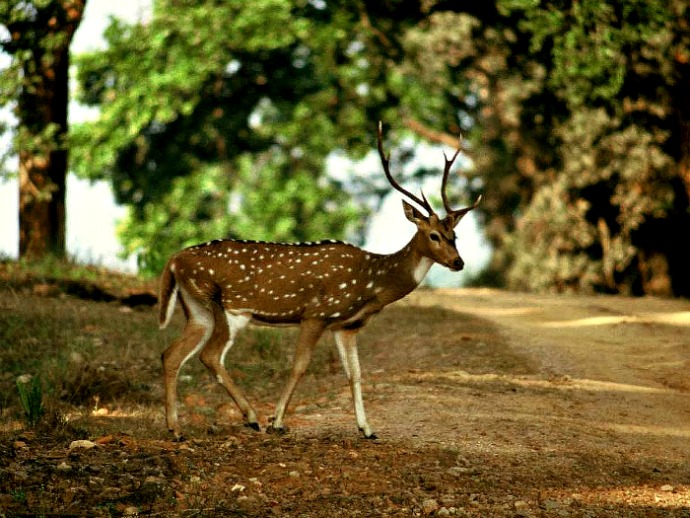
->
[438, 507, 451, 516]
[123, 506, 139, 517]
[56, 461, 72, 473]
[69, 440, 97, 451]
[288, 470, 300, 478]
[515, 500, 530, 509]
[660, 484, 674, 492]
[220, 435, 241, 449]
[231, 483, 245, 492]
[88, 476, 105, 489]
[422, 498, 439, 515]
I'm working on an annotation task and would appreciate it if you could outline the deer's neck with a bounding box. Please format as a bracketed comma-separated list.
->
[372, 234, 432, 302]
[401, 232, 433, 283]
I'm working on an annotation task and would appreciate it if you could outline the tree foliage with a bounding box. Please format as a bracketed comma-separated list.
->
[393, 0, 690, 296]
[66, 0, 690, 295]
[493, 0, 690, 296]
[72, 0, 420, 275]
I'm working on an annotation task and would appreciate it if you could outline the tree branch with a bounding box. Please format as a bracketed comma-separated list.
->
[403, 117, 465, 151]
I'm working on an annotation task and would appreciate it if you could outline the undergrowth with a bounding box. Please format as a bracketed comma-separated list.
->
[0, 255, 155, 299]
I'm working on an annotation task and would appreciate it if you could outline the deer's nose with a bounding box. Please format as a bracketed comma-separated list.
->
[452, 258, 464, 271]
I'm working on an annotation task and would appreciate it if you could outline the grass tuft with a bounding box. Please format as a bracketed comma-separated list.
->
[15, 374, 45, 427]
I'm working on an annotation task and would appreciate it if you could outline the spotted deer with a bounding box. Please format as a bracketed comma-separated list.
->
[158, 123, 481, 439]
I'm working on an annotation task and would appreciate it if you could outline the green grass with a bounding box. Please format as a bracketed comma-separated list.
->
[0, 259, 340, 437]
[15, 374, 45, 426]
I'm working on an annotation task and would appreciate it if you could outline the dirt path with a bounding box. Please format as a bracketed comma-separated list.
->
[424, 288, 690, 390]
[2, 288, 690, 517]
[354, 289, 690, 515]
[400, 288, 690, 451]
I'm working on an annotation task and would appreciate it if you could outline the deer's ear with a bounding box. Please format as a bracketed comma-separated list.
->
[403, 200, 426, 225]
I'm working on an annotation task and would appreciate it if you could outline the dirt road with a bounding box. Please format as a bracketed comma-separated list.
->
[2, 288, 689, 516]
[378, 288, 690, 515]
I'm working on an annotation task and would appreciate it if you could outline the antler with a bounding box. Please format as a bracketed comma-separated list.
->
[377, 121, 434, 215]
[441, 135, 482, 220]
[449, 193, 483, 222]
[441, 143, 462, 215]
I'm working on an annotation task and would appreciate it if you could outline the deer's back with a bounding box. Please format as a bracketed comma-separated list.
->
[169, 239, 401, 326]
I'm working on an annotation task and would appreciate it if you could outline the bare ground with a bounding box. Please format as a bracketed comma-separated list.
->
[1, 288, 689, 517]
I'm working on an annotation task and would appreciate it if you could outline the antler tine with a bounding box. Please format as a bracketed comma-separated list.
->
[450, 193, 483, 221]
[441, 138, 462, 215]
[377, 121, 434, 215]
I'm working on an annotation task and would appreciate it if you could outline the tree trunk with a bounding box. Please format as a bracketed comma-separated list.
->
[13, 1, 85, 261]
[18, 51, 69, 259]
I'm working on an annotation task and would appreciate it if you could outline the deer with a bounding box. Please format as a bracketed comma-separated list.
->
[158, 122, 481, 440]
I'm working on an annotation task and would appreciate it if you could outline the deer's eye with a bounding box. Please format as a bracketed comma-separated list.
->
[430, 233, 441, 243]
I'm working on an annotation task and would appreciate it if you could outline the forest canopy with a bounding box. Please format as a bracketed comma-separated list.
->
[3, 0, 689, 296]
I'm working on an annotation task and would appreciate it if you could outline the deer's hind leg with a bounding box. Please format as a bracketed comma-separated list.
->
[162, 291, 214, 439]
[198, 307, 260, 430]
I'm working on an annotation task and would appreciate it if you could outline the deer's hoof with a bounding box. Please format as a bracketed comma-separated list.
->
[170, 430, 187, 442]
[244, 421, 261, 432]
[266, 424, 289, 435]
[362, 431, 378, 440]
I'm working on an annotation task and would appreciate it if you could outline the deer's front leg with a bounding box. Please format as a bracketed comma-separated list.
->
[333, 329, 376, 439]
[268, 319, 326, 434]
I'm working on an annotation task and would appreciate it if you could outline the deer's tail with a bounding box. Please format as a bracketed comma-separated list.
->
[158, 259, 179, 329]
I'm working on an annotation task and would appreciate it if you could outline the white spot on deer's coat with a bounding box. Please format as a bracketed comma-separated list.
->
[339, 282, 347, 289]
[366, 281, 374, 289]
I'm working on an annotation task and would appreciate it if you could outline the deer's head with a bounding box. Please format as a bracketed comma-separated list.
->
[377, 122, 482, 272]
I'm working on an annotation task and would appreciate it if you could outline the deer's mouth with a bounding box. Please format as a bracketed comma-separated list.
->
[447, 258, 464, 271]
